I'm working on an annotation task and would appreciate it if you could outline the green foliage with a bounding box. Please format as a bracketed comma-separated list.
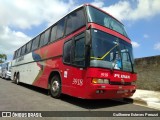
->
[0, 54, 7, 63]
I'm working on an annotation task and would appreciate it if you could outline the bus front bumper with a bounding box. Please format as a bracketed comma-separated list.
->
[85, 84, 136, 99]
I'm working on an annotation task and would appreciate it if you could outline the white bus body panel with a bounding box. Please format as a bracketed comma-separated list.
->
[11, 52, 40, 85]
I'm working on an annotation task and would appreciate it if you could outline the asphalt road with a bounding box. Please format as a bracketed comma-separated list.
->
[0, 78, 159, 120]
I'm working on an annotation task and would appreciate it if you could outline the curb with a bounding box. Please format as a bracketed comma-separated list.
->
[113, 89, 160, 110]
[123, 98, 148, 106]
[133, 99, 148, 106]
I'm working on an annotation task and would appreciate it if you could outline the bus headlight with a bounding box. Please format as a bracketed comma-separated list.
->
[98, 79, 104, 84]
[92, 78, 109, 84]
[104, 79, 109, 84]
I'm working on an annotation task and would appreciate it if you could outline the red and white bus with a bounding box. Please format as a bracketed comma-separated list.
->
[11, 4, 137, 99]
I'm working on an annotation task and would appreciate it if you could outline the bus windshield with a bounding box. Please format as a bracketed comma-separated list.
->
[87, 6, 128, 38]
[90, 29, 134, 72]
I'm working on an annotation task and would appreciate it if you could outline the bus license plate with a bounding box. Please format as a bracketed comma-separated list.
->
[117, 90, 128, 94]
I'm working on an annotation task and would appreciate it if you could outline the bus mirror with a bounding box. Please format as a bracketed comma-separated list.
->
[85, 30, 91, 46]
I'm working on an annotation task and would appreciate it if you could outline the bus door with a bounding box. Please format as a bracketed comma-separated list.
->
[63, 32, 86, 94]
[70, 33, 86, 93]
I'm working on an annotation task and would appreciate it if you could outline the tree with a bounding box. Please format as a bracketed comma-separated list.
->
[0, 54, 7, 63]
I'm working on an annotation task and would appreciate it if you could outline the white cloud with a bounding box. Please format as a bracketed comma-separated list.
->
[131, 41, 140, 48]
[0, 26, 31, 56]
[154, 42, 160, 51]
[92, 0, 160, 21]
[91, 0, 104, 8]
[0, 0, 75, 29]
[103, 1, 131, 21]
[0, 0, 75, 59]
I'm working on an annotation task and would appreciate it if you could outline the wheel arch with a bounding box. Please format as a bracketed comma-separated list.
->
[17, 71, 20, 77]
[14, 72, 17, 78]
[48, 70, 62, 89]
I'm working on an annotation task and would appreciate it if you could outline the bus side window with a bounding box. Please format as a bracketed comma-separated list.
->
[63, 40, 72, 64]
[56, 18, 65, 39]
[44, 29, 51, 45]
[50, 25, 57, 42]
[73, 33, 85, 66]
[21, 45, 26, 55]
[15, 50, 18, 59]
[39, 33, 45, 47]
[26, 41, 32, 53]
[31, 36, 40, 50]
[14, 51, 17, 59]
[66, 8, 85, 35]
[17, 48, 21, 58]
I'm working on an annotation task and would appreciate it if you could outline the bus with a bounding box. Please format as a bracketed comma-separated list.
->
[11, 4, 137, 99]
[1, 61, 11, 79]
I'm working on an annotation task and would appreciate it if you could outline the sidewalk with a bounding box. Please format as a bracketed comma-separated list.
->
[128, 89, 160, 110]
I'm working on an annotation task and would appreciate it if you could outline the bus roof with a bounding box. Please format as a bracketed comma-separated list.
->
[85, 4, 123, 25]
[14, 4, 123, 52]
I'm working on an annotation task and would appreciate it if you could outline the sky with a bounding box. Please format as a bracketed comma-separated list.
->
[0, 0, 160, 61]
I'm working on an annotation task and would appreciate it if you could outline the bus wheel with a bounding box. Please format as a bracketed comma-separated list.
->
[13, 74, 16, 83]
[16, 74, 19, 85]
[50, 75, 61, 98]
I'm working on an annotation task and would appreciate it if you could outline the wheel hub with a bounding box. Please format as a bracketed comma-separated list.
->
[52, 81, 59, 92]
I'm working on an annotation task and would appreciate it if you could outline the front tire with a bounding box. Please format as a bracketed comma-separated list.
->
[50, 75, 61, 98]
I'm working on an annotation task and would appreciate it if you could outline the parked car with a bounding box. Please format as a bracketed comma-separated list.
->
[1, 61, 11, 79]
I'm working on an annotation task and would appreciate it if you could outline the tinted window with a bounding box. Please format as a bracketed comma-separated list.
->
[14, 51, 17, 59]
[21, 45, 26, 55]
[31, 36, 40, 50]
[90, 29, 134, 72]
[44, 29, 50, 45]
[13, 52, 15, 59]
[26, 41, 32, 53]
[50, 25, 57, 42]
[17, 48, 21, 57]
[16, 50, 19, 58]
[87, 6, 128, 37]
[74, 33, 85, 66]
[56, 19, 65, 39]
[66, 9, 85, 35]
[63, 40, 72, 63]
[39, 33, 45, 47]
